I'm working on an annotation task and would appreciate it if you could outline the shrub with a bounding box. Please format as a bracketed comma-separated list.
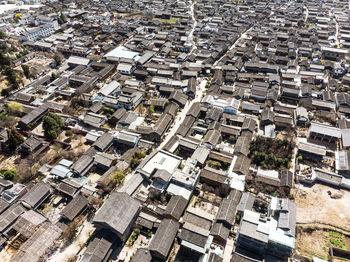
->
[207, 160, 222, 169]
[43, 113, 64, 139]
[1, 88, 10, 96]
[7, 101, 23, 116]
[111, 171, 126, 187]
[1, 169, 17, 181]
[65, 130, 73, 137]
[249, 136, 294, 170]
[7, 128, 24, 149]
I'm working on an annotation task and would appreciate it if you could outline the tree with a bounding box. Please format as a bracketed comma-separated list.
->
[1, 88, 9, 97]
[58, 16, 64, 25]
[149, 105, 155, 113]
[111, 171, 126, 187]
[0, 31, 7, 39]
[58, 12, 67, 25]
[51, 72, 57, 81]
[60, 12, 67, 23]
[42, 113, 64, 139]
[21, 64, 31, 79]
[0, 116, 16, 128]
[13, 13, 23, 23]
[2, 169, 17, 181]
[65, 130, 73, 137]
[0, 51, 11, 69]
[207, 160, 221, 169]
[61, 216, 80, 241]
[7, 102, 23, 116]
[53, 53, 62, 67]
[7, 128, 24, 149]
[3, 67, 21, 90]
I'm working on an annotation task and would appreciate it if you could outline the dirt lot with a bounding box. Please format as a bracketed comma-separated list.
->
[0, 154, 20, 170]
[294, 183, 350, 230]
[296, 229, 350, 260]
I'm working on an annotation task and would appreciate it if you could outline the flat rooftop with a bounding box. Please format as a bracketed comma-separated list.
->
[142, 150, 182, 175]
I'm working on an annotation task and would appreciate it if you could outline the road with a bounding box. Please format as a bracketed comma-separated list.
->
[214, 11, 274, 66]
[49, 221, 95, 262]
[160, 6, 276, 149]
[158, 0, 206, 149]
[159, 78, 207, 149]
[304, 5, 309, 23]
[223, 237, 234, 262]
[188, 1, 198, 55]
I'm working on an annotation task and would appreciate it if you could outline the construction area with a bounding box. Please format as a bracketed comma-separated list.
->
[294, 183, 350, 260]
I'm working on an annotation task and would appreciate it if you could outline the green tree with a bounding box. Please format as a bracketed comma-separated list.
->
[0, 52, 11, 69]
[1, 88, 10, 97]
[65, 130, 73, 137]
[51, 72, 57, 81]
[53, 53, 62, 67]
[111, 171, 126, 187]
[7, 102, 23, 116]
[0, 31, 7, 39]
[7, 128, 24, 149]
[3, 67, 21, 90]
[207, 160, 222, 169]
[57, 12, 67, 25]
[0, 116, 16, 128]
[13, 13, 22, 23]
[42, 113, 64, 139]
[57, 16, 64, 25]
[21, 64, 31, 79]
[2, 169, 17, 181]
[149, 105, 155, 113]
[47, 129, 57, 139]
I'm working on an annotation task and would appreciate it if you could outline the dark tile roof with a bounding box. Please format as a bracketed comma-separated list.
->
[234, 131, 253, 156]
[93, 192, 140, 240]
[208, 253, 223, 262]
[20, 182, 51, 209]
[187, 102, 201, 118]
[71, 154, 94, 176]
[237, 192, 255, 213]
[149, 218, 180, 259]
[279, 170, 293, 188]
[20, 104, 48, 125]
[0, 203, 26, 233]
[203, 129, 221, 146]
[210, 221, 230, 242]
[216, 190, 242, 226]
[80, 229, 115, 262]
[131, 248, 152, 262]
[60, 194, 88, 221]
[232, 155, 251, 176]
[165, 195, 188, 221]
[93, 132, 114, 152]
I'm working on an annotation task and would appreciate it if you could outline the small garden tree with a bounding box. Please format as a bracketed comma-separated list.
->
[111, 171, 126, 187]
[2, 169, 18, 181]
[7, 101, 23, 116]
[42, 113, 64, 139]
[53, 52, 62, 67]
[21, 64, 31, 79]
[7, 128, 24, 149]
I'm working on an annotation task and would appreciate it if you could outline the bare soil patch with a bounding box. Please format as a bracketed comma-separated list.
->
[294, 183, 350, 230]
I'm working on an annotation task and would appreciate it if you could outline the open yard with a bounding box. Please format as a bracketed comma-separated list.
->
[153, 17, 179, 24]
[296, 228, 350, 260]
[294, 183, 350, 230]
[249, 136, 294, 170]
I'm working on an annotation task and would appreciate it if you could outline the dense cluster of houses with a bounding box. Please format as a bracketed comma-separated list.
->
[1, 0, 350, 261]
